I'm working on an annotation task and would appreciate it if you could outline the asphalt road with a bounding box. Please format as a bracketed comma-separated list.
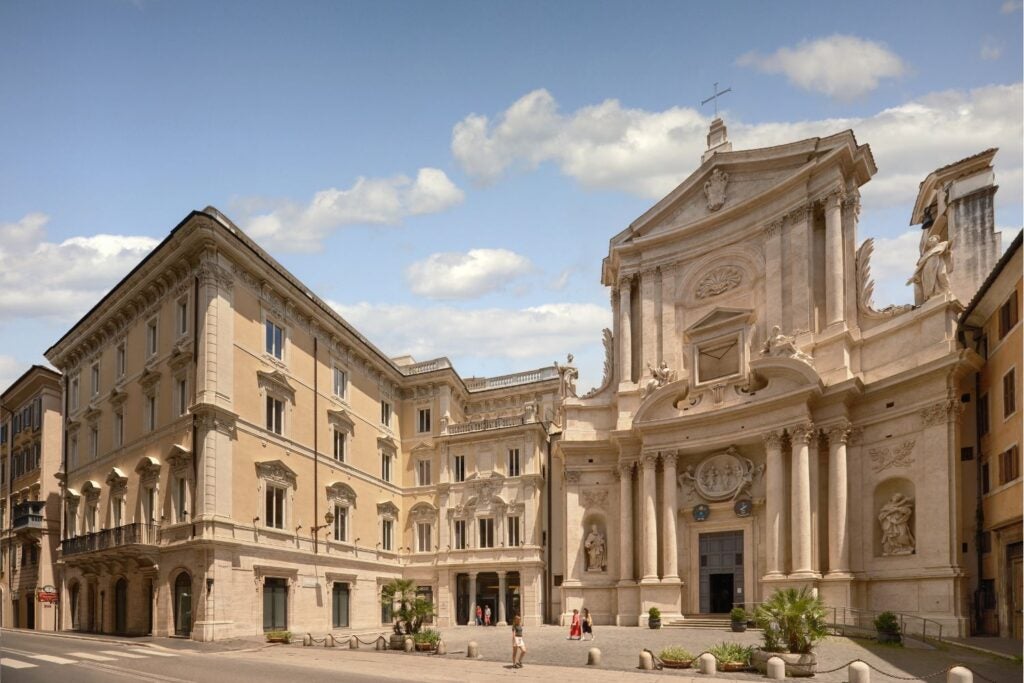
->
[0, 630, 396, 683]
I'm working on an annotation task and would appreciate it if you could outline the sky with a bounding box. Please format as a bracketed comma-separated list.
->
[1, 0, 1021, 392]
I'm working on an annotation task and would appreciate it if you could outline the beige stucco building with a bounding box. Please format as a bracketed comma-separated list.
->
[45, 210, 563, 640]
[1, 365, 63, 631]
[555, 121, 1005, 637]
[958, 230, 1022, 640]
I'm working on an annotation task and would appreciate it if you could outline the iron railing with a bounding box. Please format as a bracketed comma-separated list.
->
[737, 602, 945, 644]
[61, 522, 158, 557]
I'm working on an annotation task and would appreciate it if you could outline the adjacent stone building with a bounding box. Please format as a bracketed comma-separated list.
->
[555, 120, 1005, 637]
[1, 365, 63, 630]
[45, 210, 563, 639]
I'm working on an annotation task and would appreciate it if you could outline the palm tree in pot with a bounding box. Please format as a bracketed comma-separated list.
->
[381, 578, 436, 649]
[751, 587, 828, 677]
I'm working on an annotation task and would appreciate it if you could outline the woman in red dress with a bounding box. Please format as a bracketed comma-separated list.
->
[567, 608, 582, 639]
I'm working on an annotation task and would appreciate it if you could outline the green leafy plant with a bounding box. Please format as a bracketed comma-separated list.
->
[659, 646, 694, 662]
[754, 587, 828, 654]
[730, 607, 748, 622]
[265, 630, 291, 643]
[708, 642, 753, 665]
[873, 611, 900, 635]
[648, 607, 661, 620]
[413, 628, 441, 645]
[381, 578, 437, 635]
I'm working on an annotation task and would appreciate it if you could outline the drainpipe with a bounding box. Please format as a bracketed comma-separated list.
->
[58, 373, 69, 631]
[313, 336, 319, 554]
[545, 430, 554, 625]
[2, 401, 13, 621]
[191, 275, 199, 540]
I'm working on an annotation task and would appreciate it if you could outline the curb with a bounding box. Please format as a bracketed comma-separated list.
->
[942, 638, 1021, 662]
[0, 627, 190, 653]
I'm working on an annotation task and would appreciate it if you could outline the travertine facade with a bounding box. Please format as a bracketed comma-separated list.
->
[45, 211, 562, 639]
[555, 120, 1005, 636]
[1, 365, 63, 630]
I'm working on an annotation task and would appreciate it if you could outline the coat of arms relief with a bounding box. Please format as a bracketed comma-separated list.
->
[703, 168, 729, 212]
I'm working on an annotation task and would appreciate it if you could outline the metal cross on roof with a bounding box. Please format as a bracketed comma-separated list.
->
[701, 82, 732, 117]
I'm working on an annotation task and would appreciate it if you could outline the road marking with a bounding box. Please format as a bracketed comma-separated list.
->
[69, 651, 118, 661]
[100, 650, 149, 659]
[27, 653, 78, 664]
[143, 650, 180, 657]
[1, 657, 37, 669]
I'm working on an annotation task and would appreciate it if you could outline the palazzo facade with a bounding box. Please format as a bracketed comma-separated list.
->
[556, 121, 1005, 637]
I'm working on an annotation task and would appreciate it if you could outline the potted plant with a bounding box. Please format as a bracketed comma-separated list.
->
[709, 642, 753, 672]
[265, 630, 291, 644]
[648, 607, 662, 629]
[413, 628, 441, 652]
[873, 611, 902, 645]
[658, 646, 695, 669]
[730, 607, 748, 632]
[381, 578, 437, 650]
[751, 587, 827, 677]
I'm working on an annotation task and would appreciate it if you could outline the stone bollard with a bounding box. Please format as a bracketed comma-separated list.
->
[947, 666, 973, 683]
[349, 635, 359, 649]
[325, 634, 335, 648]
[638, 651, 653, 670]
[436, 640, 447, 655]
[849, 661, 871, 683]
[375, 635, 387, 651]
[587, 648, 601, 666]
[699, 653, 717, 676]
[467, 641, 478, 658]
[303, 633, 312, 647]
[767, 656, 785, 680]
[403, 636, 414, 652]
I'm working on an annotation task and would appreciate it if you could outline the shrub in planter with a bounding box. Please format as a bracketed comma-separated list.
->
[265, 630, 291, 644]
[730, 607, 748, 632]
[648, 607, 662, 629]
[658, 646, 694, 669]
[708, 642, 753, 671]
[752, 587, 828, 677]
[413, 628, 441, 651]
[873, 611, 902, 645]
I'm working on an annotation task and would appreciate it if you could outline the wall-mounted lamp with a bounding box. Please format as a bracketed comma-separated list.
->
[206, 578, 214, 594]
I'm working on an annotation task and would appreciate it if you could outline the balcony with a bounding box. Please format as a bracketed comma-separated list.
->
[61, 523, 158, 558]
[12, 501, 45, 532]
[446, 413, 527, 435]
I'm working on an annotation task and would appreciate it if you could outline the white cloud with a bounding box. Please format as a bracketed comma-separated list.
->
[406, 248, 533, 300]
[737, 35, 906, 100]
[866, 230, 921, 306]
[0, 355, 23, 392]
[451, 84, 1024, 212]
[981, 37, 1003, 60]
[1002, 1, 1022, 13]
[241, 167, 464, 253]
[0, 213, 158, 320]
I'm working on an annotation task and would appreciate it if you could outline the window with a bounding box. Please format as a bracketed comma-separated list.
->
[177, 298, 189, 336]
[112, 495, 125, 527]
[999, 290, 1019, 339]
[332, 583, 350, 629]
[380, 451, 392, 482]
[70, 376, 80, 412]
[417, 522, 432, 552]
[980, 579, 997, 609]
[380, 400, 392, 428]
[333, 428, 346, 462]
[507, 448, 521, 477]
[1003, 368, 1016, 418]
[69, 434, 78, 470]
[91, 362, 100, 397]
[418, 408, 431, 433]
[454, 519, 467, 550]
[86, 502, 98, 533]
[999, 445, 1020, 485]
[266, 396, 284, 435]
[116, 343, 126, 379]
[176, 378, 188, 416]
[507, 515, 521, 546]
[142, 486, 157, 524]
[982, 461, 991, 495]
[333, 367, 347, 398]
[478, 518, 495, 548]
[333, 505, 347, 542]
[114, 411, 124, 448]
[417, 459, 431, 486]
[175, 476, 188, 522]
[147, 318, 158, 357]
[381, 592, 393, 625]
[265, 319, 284, 360]
[979, 394, 990, 437]
[145, 394, 157, 431]
[697, 335, 741, 382]
[89, 427, 98, 459]
[265, 485, 285, 529]
[382, 518, 394, 551]
[453, 455, 466, 483]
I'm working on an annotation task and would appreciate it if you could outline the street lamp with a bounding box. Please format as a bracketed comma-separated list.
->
[311, 509, 335, 554]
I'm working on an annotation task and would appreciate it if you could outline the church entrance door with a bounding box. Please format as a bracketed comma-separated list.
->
[699, 531, 743, 614]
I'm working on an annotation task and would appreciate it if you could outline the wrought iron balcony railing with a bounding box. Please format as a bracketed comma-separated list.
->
[61, 522, 158, 557]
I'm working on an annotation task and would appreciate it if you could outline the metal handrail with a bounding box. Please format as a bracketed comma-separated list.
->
[737, 602, 945, 644]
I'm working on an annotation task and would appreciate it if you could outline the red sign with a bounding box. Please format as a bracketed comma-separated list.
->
[37, 592, 59, 603]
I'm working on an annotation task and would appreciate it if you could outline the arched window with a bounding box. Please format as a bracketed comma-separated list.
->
[174, 572, 192, 637]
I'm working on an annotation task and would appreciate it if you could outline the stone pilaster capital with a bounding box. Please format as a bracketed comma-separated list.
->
[789, 423, 816, 444]
[615, 461, 635, 479]
[842, 188, 861, 218]
[660, 451, 679, 469]
[827, 422, 853, 445]
[822, 189, 844, 211]
[764, 219, 783, 239]
[618, 274, 634, 291]
[641, 452, 659, 470]
[762, 430, 784, 450]
[565, 470, 582, 484]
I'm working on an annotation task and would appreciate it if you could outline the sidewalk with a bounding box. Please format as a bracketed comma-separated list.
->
[946, 636, 1022, 661]
[0, 627, 262, 653]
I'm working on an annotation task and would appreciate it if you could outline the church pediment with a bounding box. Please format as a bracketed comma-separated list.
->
[685, 307, 754, 339]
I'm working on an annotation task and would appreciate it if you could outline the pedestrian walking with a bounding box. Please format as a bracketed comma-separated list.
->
[511, 615, 526, 668]
[567, 608, 582, 639]
[475, 604, 483, 626]
[484, 605, 492, 626]
[581, 608, 594, 641]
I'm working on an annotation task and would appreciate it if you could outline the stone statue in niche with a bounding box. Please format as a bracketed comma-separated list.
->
[878, 493, 916, 556]
[583, 524, 606, 572]
[640, 360, 675, 398]
[761, 325, 814, 366]
[555, 354, 579, 398]
[704, 168, 729, 211]
[907, 235, 953, 304]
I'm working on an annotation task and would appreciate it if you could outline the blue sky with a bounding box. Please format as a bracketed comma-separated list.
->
[1, 0, 1021, 390]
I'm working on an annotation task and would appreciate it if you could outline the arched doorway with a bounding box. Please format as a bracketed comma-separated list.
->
[69, 583, 80, 630]
[114, 578, 128, 634]
[173, 572, 192, 637]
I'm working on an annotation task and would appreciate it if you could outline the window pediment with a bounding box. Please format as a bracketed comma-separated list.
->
[169, 340, 192, 370]
[167, 444, 193, 474]
[257, 370, 295, 398]
[82, 405, 102, 423]
[82, 480, 102, 501]
[376, 501, 399, 519]
[108, 387, 128, 407]
[135, 456, 162, 481]
[256, 459, 297, 488]
[326, 481, 356, 507]
[410, 502, 437, 522]
[140, 367, 162, 390]
[377, 435, 397, 454]
[685, 307, 754, 340]
[327, 408, 355, 433]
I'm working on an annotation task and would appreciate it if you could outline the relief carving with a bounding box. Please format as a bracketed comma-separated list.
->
[869, 440, 916, 472]
[581, 328, 614, 399]
[920, 399, 963, 427]
[580, 488, 609, 510]
[677, 446, 763, 502]
[855, 239, 912, 320]
[704, 168, 729, 211]
[878, 493, 915, 556]
[695, 266, 743, 299]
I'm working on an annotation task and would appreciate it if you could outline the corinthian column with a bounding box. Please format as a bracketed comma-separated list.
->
[618, 278, 632, 384]
[661, 451, 679, 581]
[763, 431, 785, 578]
[640, 453, 659, 583]
[790, 424, 815, 577]
[824, 192, 845, 326]
[617, 461, 635, 583]
[827, 424, 852, 575]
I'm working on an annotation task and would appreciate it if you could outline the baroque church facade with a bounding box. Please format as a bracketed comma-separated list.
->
[555, 120, 1004, 637]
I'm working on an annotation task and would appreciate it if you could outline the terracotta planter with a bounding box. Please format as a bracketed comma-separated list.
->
[751, 649, 817, 677]
[415, 642, 435, 652]
[389, 634, 407, 650]
[266, 637, 289, 644]
[660, 658, 693, 669]
[719, 661, 749, 672]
